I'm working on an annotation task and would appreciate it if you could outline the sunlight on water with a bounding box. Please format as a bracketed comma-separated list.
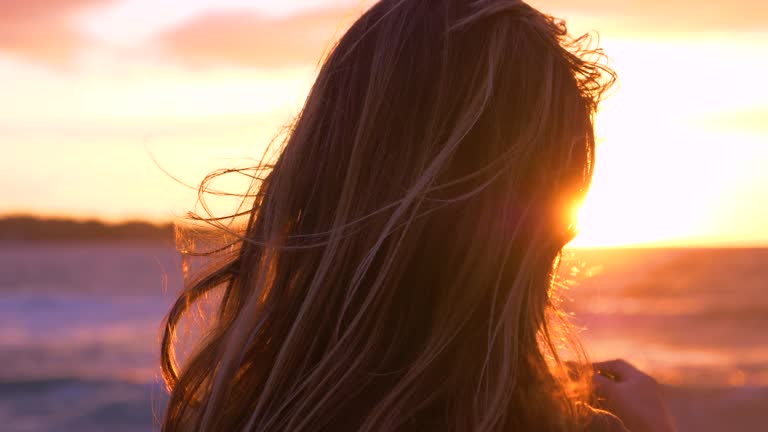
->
[563, 247, 768, 387]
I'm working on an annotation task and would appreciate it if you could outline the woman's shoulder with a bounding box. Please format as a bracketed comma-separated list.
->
[585, 408, 631, 432]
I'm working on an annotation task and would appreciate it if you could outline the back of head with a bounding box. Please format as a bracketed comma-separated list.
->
[161, 0, 615, 431]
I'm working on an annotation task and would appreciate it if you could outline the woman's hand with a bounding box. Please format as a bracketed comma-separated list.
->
[592, 359, 677, 432]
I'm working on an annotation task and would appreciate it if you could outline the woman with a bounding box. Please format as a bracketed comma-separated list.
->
[161, 0, 676, 430]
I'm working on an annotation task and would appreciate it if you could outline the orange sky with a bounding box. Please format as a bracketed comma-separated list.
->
[1, 0, 766, 247]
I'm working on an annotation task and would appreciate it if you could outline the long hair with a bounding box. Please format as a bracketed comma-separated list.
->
[160, 0, 616, 430]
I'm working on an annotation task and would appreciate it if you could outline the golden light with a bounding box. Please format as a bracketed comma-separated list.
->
[564, 35, 768, 248]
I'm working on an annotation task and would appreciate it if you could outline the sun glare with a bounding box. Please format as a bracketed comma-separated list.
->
[570, 120, 718, 248]
[564, 34, 768, 248]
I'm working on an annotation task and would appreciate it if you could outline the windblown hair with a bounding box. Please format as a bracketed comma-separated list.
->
[160, 0, 616, 430]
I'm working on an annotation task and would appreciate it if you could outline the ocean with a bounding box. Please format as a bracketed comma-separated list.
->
[1, 244, 766, 431]
[0, 244, 178, 432]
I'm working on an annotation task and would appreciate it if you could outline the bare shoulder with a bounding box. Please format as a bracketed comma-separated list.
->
[586, 409, 631, 432]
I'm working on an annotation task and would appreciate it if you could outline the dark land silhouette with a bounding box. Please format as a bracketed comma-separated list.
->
[0, 215, 175, 244]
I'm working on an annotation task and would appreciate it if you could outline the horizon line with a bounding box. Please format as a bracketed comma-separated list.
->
[2, 213, 766, 249]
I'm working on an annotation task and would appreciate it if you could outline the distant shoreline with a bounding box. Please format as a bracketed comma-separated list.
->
[0, 216, 174, 244]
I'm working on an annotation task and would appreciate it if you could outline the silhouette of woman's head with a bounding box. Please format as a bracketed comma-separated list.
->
[161, 1, 615, 430]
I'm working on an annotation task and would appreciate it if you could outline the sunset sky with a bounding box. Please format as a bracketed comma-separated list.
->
[1, 0, 766, 247]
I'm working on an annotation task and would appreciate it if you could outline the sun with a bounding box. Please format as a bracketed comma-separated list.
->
[568, 110, 718, 248]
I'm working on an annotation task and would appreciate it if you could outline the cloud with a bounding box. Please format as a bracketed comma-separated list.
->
[2, 0, 764, 68]
[531, 0, 768, 32]
[0, 0, 113, 64]
[156, 8, 356, 69]
[156, 1, 766, 69]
